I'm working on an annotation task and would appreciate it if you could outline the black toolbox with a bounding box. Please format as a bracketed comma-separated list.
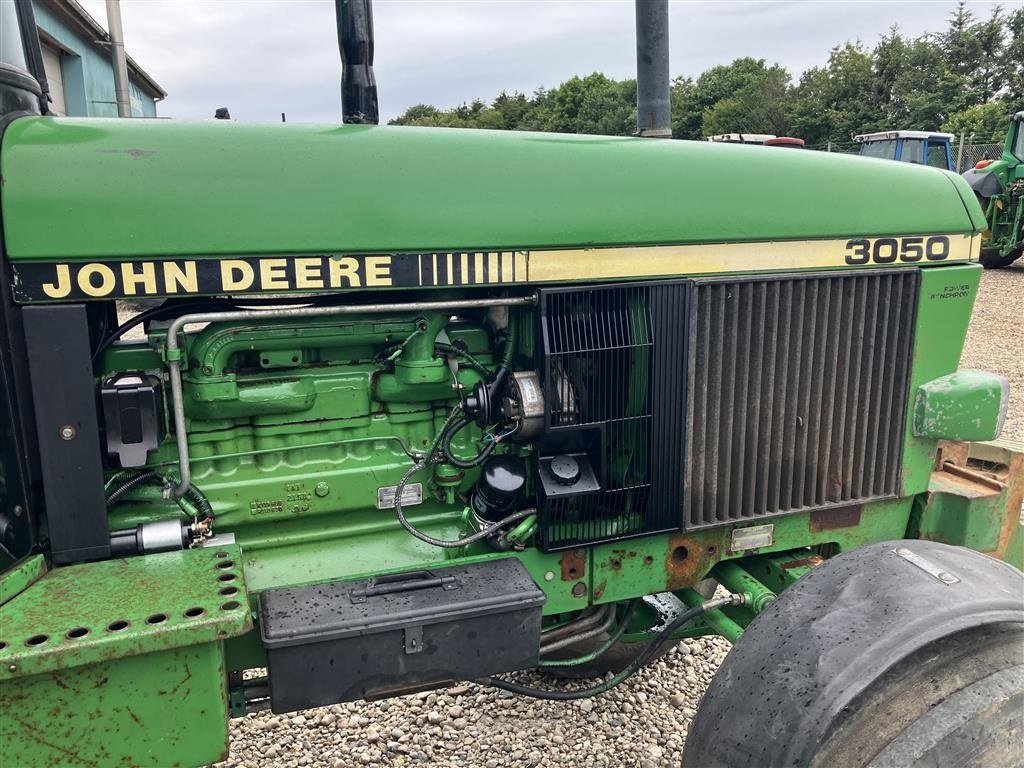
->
[259, 558, 546, 712]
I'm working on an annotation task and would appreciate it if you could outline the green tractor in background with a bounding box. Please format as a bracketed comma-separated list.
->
[1, 1, 1022, 767]
[963, 110, 1024, 268]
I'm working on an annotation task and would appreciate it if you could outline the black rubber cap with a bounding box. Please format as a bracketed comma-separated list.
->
[549, 455, 581, 486]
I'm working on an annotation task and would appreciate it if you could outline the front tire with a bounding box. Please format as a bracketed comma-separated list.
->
[683, 540, 1024, 767]
[811, 622, 1023, 767]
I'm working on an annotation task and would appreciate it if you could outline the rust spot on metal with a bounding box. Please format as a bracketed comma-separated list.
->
[935, 440, 969, 470]
[592, 579, 607, 601]
[941, 460, 1007, 492]
[664, 532, 725, 590]
[809, 504, 863, 533]
[965, 443, 1024, 560]
[559, 549, 586, 582]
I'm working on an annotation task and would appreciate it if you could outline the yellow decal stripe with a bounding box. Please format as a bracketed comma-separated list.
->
[528, 234, 977, 282]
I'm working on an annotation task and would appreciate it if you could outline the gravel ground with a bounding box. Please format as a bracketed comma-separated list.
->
[959, 261, 1024, 443]
[213, 261, 1024, 768]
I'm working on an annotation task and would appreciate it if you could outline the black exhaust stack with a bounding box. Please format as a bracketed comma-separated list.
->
[336, 0, 379, 124]
[634, 0, 671, 137]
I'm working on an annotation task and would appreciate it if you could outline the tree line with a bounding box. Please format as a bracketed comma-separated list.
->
[390, 3, 1022, 149]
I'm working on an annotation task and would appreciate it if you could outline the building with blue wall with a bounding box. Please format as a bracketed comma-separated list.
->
[32, 0, 165, 117]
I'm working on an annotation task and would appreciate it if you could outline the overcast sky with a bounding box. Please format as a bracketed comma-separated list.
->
[77, 0, 1003, 124]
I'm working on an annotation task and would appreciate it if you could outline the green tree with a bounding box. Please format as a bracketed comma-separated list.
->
[1003, 7, 1024, 105]
[943, 102, 1013, 143]
[702, 64, 792, 136]
[972, 7, 1006, 101]
[542, 73, 635, 135]
[788, 66, 834, 147]
[669, 76, 697, 139]
[873, 26, 909, 121]
[787, 43, 883, 149]
[491, 91, 532, 130]
[387, 2, 1020, 145]
[891, 37, 950, 128]
[681, 57, 787, 137]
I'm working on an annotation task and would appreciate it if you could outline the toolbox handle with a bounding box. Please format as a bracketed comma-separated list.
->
[350, 570, 459, 603]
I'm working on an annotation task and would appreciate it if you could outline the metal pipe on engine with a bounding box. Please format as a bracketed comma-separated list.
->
[164, 294, 538, 497]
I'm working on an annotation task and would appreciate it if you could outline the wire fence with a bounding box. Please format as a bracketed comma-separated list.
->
[809, 140, 1004, 172]
[952, 142, 1003, 172]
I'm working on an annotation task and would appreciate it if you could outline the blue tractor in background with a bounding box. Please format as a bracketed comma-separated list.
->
[855, 130, 955, 170]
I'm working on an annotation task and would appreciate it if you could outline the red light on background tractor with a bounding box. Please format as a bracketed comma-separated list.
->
[764, 137, 806, 148]
[975, 159, 994, 169]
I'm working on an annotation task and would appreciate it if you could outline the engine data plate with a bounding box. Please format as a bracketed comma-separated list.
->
[377, 483, 423, 510]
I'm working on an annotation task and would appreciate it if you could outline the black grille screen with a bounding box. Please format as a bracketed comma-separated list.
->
[536, 270, 918, 548]
[538, 282, 689, 550]
[684, 270, 919, 528]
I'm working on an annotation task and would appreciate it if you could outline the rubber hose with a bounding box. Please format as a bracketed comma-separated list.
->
[441, 416, 497, 469]
[393, 461, 533, 548]
[184, 485, 214, 517]
[540, 600, 642, 668]
[482, 596, 738, 699]
[105, 471, 161, 508]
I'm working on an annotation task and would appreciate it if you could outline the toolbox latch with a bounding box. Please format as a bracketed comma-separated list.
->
[404, 626, 424, 654]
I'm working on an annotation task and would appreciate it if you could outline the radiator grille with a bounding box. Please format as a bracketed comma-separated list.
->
[537, 282, 689, 550]
[684, 270, 919, 528]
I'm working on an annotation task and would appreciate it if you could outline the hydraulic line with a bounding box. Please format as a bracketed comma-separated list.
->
[434, 342, 492, 377]
[540, 606, 608, 642]
[540, 600, 643, 668]
[678, 588, 745, 644]
[539, 605, 616, 654]
[481, 595, 744, 700]
[393, 461, 533, 548]
[105, 469, 213, 520]
[441, 416, 497, 468]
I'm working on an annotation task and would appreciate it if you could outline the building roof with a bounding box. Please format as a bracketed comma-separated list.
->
[39, 0, 166, 100]
[854, 130, 954, 143]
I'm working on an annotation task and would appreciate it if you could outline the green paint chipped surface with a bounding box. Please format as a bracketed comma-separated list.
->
[1, 643, 230, 768]
[0, 545, 251, 679]
[914, 369, 1010, 441]
[0, 554, 46, 605]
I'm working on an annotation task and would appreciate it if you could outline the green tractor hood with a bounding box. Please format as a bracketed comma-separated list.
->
[0, 117, 984, 263]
